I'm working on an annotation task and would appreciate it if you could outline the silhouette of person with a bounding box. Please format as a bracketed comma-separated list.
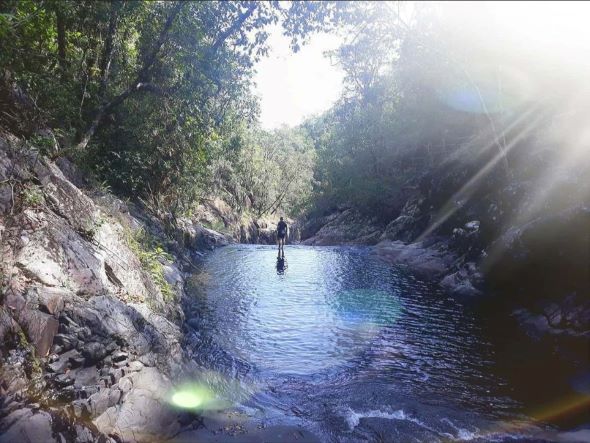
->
[277, 217, 288, 255]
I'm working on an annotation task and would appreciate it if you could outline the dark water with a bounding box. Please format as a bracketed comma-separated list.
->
[179, 245, 583, 442]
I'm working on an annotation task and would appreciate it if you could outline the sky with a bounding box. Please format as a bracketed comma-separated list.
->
[252, 25, 345, 130]
[252, 1, 590, 130]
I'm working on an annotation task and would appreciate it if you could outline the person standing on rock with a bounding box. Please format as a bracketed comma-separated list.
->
[277, 217, 288, 256]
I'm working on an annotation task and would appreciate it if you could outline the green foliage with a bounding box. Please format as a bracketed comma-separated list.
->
[206, 125, 316, 218]
[0, 0, 343, 217]
[21, 184, 44, 207]
[124, 226, 174, 302]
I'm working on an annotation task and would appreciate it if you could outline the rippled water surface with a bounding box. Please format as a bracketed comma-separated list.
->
[181, 245, 549, 441]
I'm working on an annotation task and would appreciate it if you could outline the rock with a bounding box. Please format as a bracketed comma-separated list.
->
[47, 349, 78, 373]
[112, 350, 128, 362]
[381, 215, 418, 243]
[70, 399, 91, 419]
[93, 368, 180, 441]
[37, 287, 70, 315]
[17, 309, 59, 357]
[79, 385, 99, 399]
[440, 262, 483, 296]
[0, 135, 187, 441]
[117, 376, 133, 394]
[81, 341, 107, 363]
[374, 239, 455, 278]
[88, 388, 122, 417]
[0, 409, 55, 443]
[109, 368, 124, 384]
[33, 158, 98, 236]
[55, 157, 89, 189]
[53, 333, 78, 352]
[303, 209, 382, 246]
[72, 366, 99, 387]
[68, 353, 86, 368]
[163, 263, 183, 287]
[0, 308, 20, 354]
[126, 360, 144, 372]
[464, 220, 480, 231]
[54, 373, 75, 388]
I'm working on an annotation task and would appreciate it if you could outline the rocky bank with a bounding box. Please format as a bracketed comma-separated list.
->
[0, 132, 230, 442]
[298, 182, 590, 342]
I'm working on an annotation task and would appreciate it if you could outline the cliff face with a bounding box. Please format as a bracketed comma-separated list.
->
[0, 133, 208, 442]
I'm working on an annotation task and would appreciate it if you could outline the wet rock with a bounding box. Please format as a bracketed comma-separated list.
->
[464, 220, 480, 231]
[374, 239, 455, 278]
[440, 262, 483, 296]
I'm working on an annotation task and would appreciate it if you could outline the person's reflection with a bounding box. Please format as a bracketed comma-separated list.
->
[276, 254, 287, 275]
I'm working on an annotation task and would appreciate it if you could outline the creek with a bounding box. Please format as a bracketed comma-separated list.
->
[178, 245, 578, 442]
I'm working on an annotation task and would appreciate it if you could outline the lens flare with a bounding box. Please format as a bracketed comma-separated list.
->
[171, 390, 203, 409]
[168, 383, 216, 410]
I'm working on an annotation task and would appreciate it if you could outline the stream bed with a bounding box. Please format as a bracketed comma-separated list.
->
[175, 245, 582, 442]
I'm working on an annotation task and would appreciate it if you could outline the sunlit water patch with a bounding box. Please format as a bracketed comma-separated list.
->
[181, 245, 550, 441]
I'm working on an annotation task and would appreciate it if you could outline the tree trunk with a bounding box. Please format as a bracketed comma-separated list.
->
[55, 8, 67, 74]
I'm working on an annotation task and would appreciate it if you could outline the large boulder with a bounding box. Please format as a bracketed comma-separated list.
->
[176, 218, 232, 251]
[380, 197, 427, 243]
[302, 209, 382, 246]
[374, 239, 456, 278]
[0, 409, 55, 443]
[33, 158, 98, 236]
[93, 367, 181, 442]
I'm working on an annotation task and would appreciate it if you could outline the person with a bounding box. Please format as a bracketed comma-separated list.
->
[276, 216, 288, 256]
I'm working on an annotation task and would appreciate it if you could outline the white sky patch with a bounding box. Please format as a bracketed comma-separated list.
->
[253, 25, 345, 129]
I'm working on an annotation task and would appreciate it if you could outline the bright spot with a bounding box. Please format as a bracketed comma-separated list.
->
[253, 24, 345, 129]
[168, 383, 217, 410]
[171, 390, 202, 409]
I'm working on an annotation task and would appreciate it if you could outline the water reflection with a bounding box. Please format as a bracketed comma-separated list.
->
[276, 255, 287, 275]
[188, 245, 511, 411]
